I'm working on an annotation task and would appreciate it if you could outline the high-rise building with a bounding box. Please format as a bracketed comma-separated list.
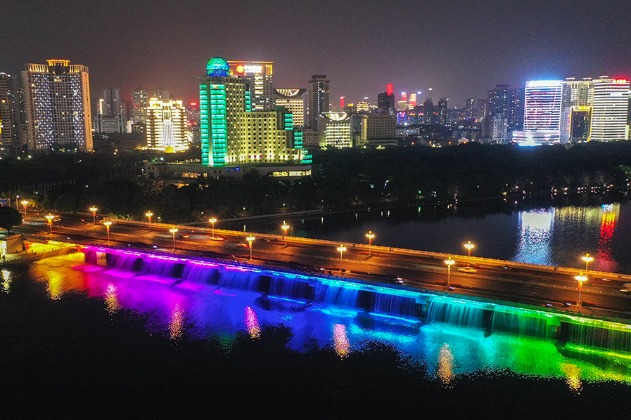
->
[512, 80, 563, 145]
[274, 88, 306, 127]
[22, 59, 92, 153]
[589, 77, 629, 142]
[437, 98, 448, 126]
[151, 89, 170, 101]
[95, 88, 125, 133]
[0, 73, 19, 156]
[318, 112, 352, 148]
[199, 57, 309, 167]
[486, 84, 523, 141]
[377, 87, 395, 115]
[423, 98, 435, 124]
[465, 98, 476, 120]
[145, 98, 189, 152]
[307, 75, 329, 130]
[227, 61, 274, 111]
[560, 78, 593, 142]
[131, 89, 148, 125]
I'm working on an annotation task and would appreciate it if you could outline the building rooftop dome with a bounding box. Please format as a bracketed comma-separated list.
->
[206, 57, 230, 77]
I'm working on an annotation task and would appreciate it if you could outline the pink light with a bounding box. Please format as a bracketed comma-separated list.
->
[386, 83, 393, 96]
[245, 306, 261, 339]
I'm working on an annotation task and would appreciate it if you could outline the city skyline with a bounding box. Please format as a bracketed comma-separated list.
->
[3, 0, 631, 107]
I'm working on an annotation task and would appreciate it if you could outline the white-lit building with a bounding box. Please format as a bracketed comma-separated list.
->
[513, 80, 563, 145]
[228, 61, 274, 111]
[318, 112, 352, 148]
[22, 59, 93, 153]
[274, 88, 306, 127]
[146, 98, 189, 152]
[589, 77, 629, 142]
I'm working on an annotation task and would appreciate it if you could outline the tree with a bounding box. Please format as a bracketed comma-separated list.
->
[0, 206, 23, 233]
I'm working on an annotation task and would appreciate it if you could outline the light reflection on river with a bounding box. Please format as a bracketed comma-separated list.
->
[230, 201, 631, 274]
[22, 254, 631, 387]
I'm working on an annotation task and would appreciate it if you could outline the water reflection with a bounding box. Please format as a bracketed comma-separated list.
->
[27, 255, 631, 386]
[2, 269, 11, 293]
[333, 324, 350, 358]
[513, 208, 554, 265]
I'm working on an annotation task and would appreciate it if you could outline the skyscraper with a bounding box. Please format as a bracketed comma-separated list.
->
[377, 85, 395, 115]
[22, 59, 92, 153]
[146, 98, 188, 152]
[486, 84, 523, 142]
[589, 77, 629, 142]
[95, 88, 124, 133]
[512, 80, 563, 145]
[227, 61, 274, 111]
[199, 57, 309, 168]
[131, 89, 148, 124]
[0, 73, 19, 156]
[274, 88, 306, 127]
[307, 75, 329, 130]
[560, 78, 593, 143]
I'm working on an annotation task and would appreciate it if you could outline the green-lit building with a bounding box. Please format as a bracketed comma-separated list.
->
[199, 57, 311, 168]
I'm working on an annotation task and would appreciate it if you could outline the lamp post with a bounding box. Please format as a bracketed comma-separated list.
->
[145, 211, 154, 230]
[246, 235, 256, 260]
[281, 220, 289, 244]
[21, 200, 29, 215]
[169, 227, 178, 250]
[89, 206, 98, 224]
[444, 257, 455, 289]
[365, 231, 375, 256]
[45, 214, 55, 234]
[575, 273, 588, 306]
[103, 220, 112, 243]
[337, 244, 347, 261]
[581, 253, 594, 272]
[464, 241, 475, 266]
[209, 217, 217, 239]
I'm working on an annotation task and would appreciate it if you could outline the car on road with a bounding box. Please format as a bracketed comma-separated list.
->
[458, 266, 477, 274]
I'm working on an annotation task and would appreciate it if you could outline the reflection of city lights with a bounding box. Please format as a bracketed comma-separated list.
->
[514, 208, 554, 265]
[597, 204, 619, 271]
[47, 271, 63, 300]
[244, 306, 261, 339]
[562, 363, 583, 394]
[105, 283, 120, 314]
[2, 269, 11, 293]
[333, 324, 350, 358]
[169, 303, 184, 340]
[437, 343, 454, 386]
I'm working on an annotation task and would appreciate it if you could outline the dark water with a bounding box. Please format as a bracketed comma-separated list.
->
[1, 250, 630, 418]
[228, 200, 631, 274]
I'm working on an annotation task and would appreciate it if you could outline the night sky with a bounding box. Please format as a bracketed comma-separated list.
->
[3, 0, 631, 108]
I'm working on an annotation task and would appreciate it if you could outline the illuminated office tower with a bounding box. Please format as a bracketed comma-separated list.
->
[560, 78, 593, 142]
[512, 80, 563, 145]
[199, 57, 310, 167]
[589, 77, 629, 142]
[0, 73, 19, 156]
[131, 89, 148, 124]
[227, 60, 273, 111]
[377, 84, 395, 115]
[22, 59, 92, 153]
[307, 75, 329, 129]
[318, 112, 352, 148]
[151, 89, 170, 101]
[274, 88, 306, 127]
[145, 98, 189, 152]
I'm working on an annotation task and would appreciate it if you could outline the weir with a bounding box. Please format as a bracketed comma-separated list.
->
[79, 246, 631, 355]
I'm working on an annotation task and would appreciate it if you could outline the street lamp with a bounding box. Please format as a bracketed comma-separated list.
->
[581, 253, 594, 272]
[281, 220, 290, 244]
[89, 206, 98, 224]
[209, 217, 217, 239]
[169, 227, 178, 250]
[444, 257, 455, 289]
[337, 244, 347, 261]
[103, 220, 112, 242]
[365, 231, 375, 256]
[575, 273, 588, 307]
[145, 211, 154, 230]
[45, 214, 55, 234]
[246, 235, 256, 260]
[21, 200, 29, 215]
[464, 241, 475, 266]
